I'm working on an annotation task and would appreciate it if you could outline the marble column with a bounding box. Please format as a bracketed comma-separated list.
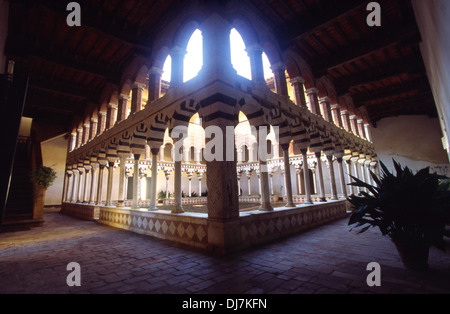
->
[331, 104, 343, 128]
[96, 163, 106, 206]
[290, 77, 307, 108]
[282, 146, 295, 207]
[105, 161, 115, 206]
[325, 154, 339, 200]
[318, 97, 333, 123]
[130, 83, 145, 114]
[89, 163, 98, 205]
[149, 148, 159, 211]
[305, 88, 321, 115]
[315, 152, 327, 202]
[131, 154, 141, 209]
[301, 150, 313, 204]
[345, 159, 355, 195]
[117, 158, 127, 207]
[170, 46, 187, 87]
[148, 67, 163, 102]
[246, 43, 266, 84]
[117, 95, 130, 123]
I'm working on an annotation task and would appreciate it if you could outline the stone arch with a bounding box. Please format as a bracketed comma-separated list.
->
[237, 96, 270, 129]
[230, 16, 260, 49]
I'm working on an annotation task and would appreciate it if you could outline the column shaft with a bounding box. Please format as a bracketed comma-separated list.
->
[283, 148, 295, 207]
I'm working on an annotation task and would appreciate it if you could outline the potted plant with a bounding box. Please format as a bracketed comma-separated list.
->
[30, 165, 57, 220]
[348, 160, 449, 271]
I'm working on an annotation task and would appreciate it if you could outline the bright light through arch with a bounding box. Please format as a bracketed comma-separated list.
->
[162, 55, 172, 83]
[184, 29, 203, 82]
[230, 28, 273, 81]
[230, 28, 251, 80]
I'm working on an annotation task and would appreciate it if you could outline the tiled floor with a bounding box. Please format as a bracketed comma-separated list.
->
[1, 208, 449, 295]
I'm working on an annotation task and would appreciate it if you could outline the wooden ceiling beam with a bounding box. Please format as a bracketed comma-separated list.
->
[311, 24, 421, 76]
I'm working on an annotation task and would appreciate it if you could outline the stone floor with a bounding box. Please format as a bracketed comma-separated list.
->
[1, 208, 449, 297]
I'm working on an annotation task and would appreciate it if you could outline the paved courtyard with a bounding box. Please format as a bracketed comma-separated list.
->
[1, 208, 449, 296]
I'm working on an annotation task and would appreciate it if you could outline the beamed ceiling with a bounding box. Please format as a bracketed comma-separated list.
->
[5, 0, 437, 130]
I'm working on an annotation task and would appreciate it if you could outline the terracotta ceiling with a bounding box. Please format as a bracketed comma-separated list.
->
[5, 0, 436, 131]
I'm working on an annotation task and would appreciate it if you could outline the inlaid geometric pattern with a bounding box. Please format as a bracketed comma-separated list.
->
[240, 202, 347, 244]
[98, 209, 208, 247]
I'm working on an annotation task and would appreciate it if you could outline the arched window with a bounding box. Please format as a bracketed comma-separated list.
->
[230, 28, 251, 80]
[184, 29, 203, 82]
[162, 55, 172, 83]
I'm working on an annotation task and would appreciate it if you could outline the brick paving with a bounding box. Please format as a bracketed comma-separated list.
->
[1, 208, 450, 295]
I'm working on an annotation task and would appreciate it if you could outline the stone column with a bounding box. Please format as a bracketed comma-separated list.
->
[282, 145, 295, 207]
[315, 152, 327, 202]
[331, 104, 343, 128]
[247, 171, 252, 196]
[97, 111, 107, 135]
[198, 174, 203, 197]
[117, 95, 130, 123]
[65, 171, 73, 203]
[82, 165, 91, 203]
[71, 168, 79, 203]
[83, 123, 90, 144]
[325, 153, 339, 200]
[269, 172, 274, 196]
[148, 67, 163, 102]
[170, 46, 187, 87]
[164, 171, 171, 200]
[352, 156, 362, 194]
[357, 119, 366, 139]
[149, 148, 159, 211]
[172, 157, 184, 213]
[96, 163, 106, 205]
[187, 173, 193, 197]
[130, 83, 146, 114]
[76, 128, 83, 148]
[116, 158, 127, 207]
[364, 123, 373, 142]
[341, 110, 351, 132]
[131, 154, 141, 209]
[318, 97, 333, 123]
[345, 159, 355, 195]
[290, 77, 307, 108]
[89, 162, 98, 205]
[301, 150, 313, 204]
[106, 104, 118, 130]
[77, 165, 84, 203]
[305, 88, 321, 115]
[246, 43, 266, 84]
[258, 128, 273, 211]
[349, 115, 360, 136]
[271, 62, 288, 97]
[105, 161, 115, 206]
[335, 154, 348, 199]
[90, 118, 98, 140]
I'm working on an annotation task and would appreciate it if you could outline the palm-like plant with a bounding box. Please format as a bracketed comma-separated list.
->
[348, 160, 449, 252]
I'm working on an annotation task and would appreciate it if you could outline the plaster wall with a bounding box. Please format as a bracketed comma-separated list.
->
[41, 134, 69, 206]
[413, 0, 450, 161]
[371, 115, 449, 175]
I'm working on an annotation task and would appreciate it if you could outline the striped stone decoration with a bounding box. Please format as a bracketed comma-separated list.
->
[171, 99, 200, 130]
[291, 118, 310, 151]
[148, 113, 169, 149]
[130, 123, 147, 155]
[117, 131, 131, 158]
[269, 107, 292, 146]
[238, 96, 269, 128]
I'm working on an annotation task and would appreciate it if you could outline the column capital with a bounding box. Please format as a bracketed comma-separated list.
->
[340, 110, 349, 115]
[149, 66, 164, 76]
[108, 103, 118, 109]
[318, 96, 331, 103]
[98, 111, 107, 117]
[305, 87, 319, 95]
[330, 104, 340, 110]
[170, 46, 187, 57]
[245, 43, 264, 55]
[270, 62, 286, 72]
[132, 82, 146, 90]
[289, 76, 305, 85]
[119, 94, 131, 101]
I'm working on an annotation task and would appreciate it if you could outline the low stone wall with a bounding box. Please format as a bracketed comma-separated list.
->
[61, 203, 100, 221]
[63, 200, 349, 253]
[238, 200, 349, 250]
[98, 208, 209, 250]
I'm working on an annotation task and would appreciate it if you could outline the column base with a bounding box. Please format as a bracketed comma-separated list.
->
[117, 201, 124, 207]
[259, 203, 273, 211]
[320, 198, 327, 202]
[304, 200, 313, 205]
[285, 202, 296, 208]
[148, 205, 158, 211]
[171, 207, 184, 214]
